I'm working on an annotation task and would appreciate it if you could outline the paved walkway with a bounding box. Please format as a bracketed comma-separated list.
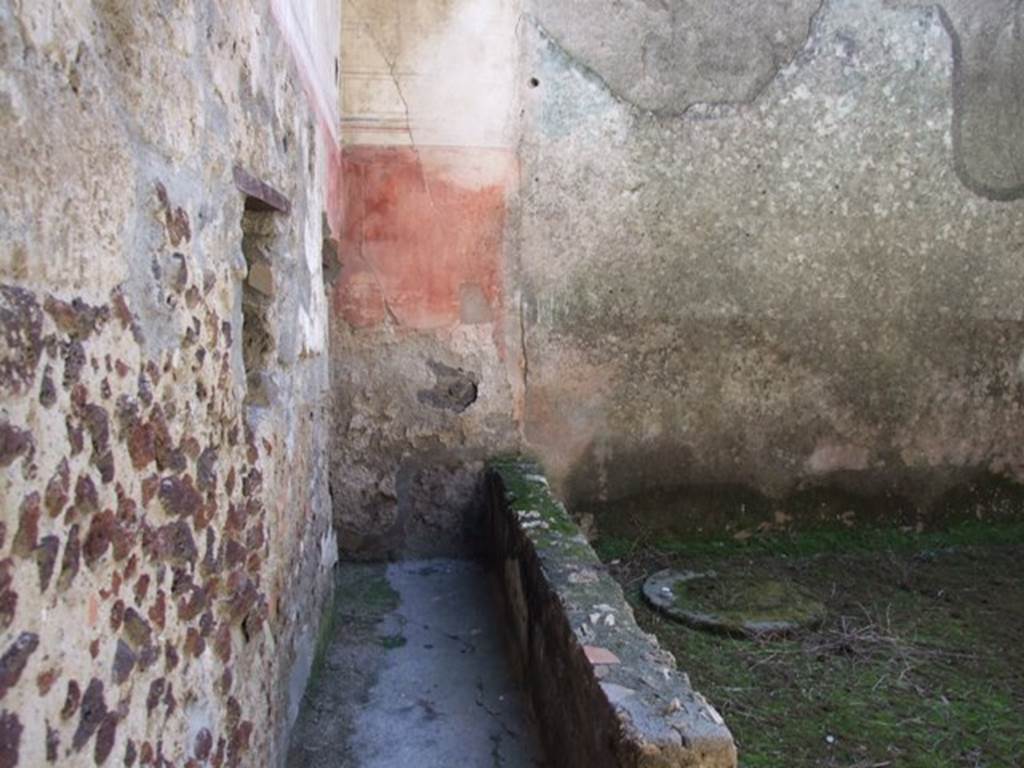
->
[287, 559, 546, 768]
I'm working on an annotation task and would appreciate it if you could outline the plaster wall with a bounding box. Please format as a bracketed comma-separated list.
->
[517, 0, 1024, 531]
[329, 0, 1024, 552]
[0, 1, 338, 765]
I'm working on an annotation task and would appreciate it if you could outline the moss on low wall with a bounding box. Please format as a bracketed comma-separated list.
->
[486, 457, 737, 768]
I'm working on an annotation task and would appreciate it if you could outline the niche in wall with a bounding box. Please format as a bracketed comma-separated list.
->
[233, 165, 292, 408]
[241, 207, 276, 405]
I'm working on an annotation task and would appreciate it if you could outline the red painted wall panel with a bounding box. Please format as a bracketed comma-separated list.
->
[335, 145, 513, 331]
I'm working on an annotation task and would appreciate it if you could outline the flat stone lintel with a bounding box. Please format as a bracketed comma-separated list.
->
[486, 458, 738, 768]
[233, 164, 292, 214]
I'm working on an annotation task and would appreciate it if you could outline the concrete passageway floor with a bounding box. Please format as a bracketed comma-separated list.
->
[288, 559, 546, 768]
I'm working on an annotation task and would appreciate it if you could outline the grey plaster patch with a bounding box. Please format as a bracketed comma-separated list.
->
[904, 0, 1024, 200]
[529, 0, 825, 114]
[528, 0, 1024, 199]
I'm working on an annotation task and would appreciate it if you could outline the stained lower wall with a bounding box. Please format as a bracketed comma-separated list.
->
[0, 1, 337, 765]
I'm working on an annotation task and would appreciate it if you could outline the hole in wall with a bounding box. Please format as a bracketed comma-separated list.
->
[528, 77, 540, 89]
[416, 360, 479, 413]
[321, 211, 340, 288]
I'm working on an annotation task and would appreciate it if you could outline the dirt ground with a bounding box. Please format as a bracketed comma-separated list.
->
[600, 524, 1024, 768]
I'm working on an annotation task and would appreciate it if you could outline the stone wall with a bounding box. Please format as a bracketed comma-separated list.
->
[0, 1, 338, 765]
[329, 0, 523, 558]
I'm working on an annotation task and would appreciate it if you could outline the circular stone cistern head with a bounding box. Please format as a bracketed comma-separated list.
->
[642, 569, 826, 639]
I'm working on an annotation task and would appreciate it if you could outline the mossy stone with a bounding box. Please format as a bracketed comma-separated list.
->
[642, 569, 825, 638]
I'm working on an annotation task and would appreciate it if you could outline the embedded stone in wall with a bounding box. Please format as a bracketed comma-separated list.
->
[0, 1, 338, 765]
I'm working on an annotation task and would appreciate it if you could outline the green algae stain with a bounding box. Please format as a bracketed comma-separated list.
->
[489, 457, 585, 545]
[376, 633, 407, 650]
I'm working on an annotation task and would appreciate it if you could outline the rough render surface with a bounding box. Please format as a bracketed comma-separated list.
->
[532, 0, 1024, 198]
[0, 1, 337, 765]
[328, 322, 519, 558]
[328, 0, 1024, 555]
[516, 0, 1024, 524]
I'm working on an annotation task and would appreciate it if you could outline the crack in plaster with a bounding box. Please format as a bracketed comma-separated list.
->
[361, 25, 439, 214]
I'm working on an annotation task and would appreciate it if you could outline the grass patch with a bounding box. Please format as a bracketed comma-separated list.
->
[605, 529, 1024, 767]
[307, 578, 340, 690]
[334, 563, 400, 627]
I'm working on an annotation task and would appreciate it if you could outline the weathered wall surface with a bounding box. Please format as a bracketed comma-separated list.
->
[330, 0, 523, 558]
[0, 1, 337, 765]
[269, 0, 342, 144]
[517, 0, 1024, 532]
[328, 0, 1024, 553]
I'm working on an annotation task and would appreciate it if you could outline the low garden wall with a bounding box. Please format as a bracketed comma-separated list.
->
[486, 458, 737, 768]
